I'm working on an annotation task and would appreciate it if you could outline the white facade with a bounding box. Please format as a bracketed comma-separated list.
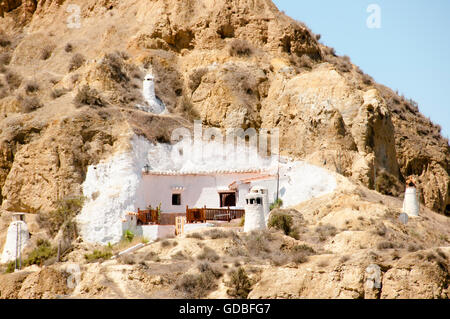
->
[403, 187, 419, 217]
[136, 171, 268, 213]
[1, 219, 29, 264]
[76, 133, 337, 245]
[243, 192, 267, 232]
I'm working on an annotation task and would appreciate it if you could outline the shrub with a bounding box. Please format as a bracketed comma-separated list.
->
[0, 33, 11, 47]
[68, 53, 85, 72]
[74, 85, 105, 107]
[19, 96, 42, 113]
[315, 224, 337, 241]
[98, 52, 129, 83]
[362, 73, 373, 85]
[198, 262, 223, 279]
[298, 54, 313, 68]
[0, 52, 11, 66]
[377, 241, 394, 250]
[268, 212, 293, 236]
[5, 71, 22, 90]
[197, 246, 220, 262]
[5, 260, 16, 273]
[226, 267, 252, 299]
[244, 231, 271, 255]
[186, 232, 204, 240]
[39, 196, 85, 237]
[41, 45, 54, 60]
[25, 81, 39, 93]
[24, 239, 56, 267]
[205, 228, 234, 239]
[240, 216, 245, 227]
[228, 39, 252, 57]
[123, 229, 135, 242]
[171, 250, 187, 260]
[85, 249, 112, 263]
[269, 198, 283, 210]
[175, 265, 220, 298]
[188, 67, 208, 92]
[64, 43, 73, 53]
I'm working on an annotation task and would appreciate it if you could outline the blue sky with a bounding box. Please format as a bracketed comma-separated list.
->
[273, 0, 450, 139]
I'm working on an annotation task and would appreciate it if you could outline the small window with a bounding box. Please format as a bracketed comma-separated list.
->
[172, 193, 181, 206]
[256, 197, 261, 204]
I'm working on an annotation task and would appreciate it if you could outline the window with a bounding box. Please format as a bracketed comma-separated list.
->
[172, 193, 181, 206]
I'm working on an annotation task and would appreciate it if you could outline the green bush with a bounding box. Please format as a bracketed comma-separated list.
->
[40, 196, 85, 238]
[123, 229, 135, 242]
[24, 239, 56, 267]
[268, 212, 292, 235]
[269, 198, 283, 210]
[4, 260, 17, 273]
[226, 267, 253, 299]
[84, 249, 112, 263]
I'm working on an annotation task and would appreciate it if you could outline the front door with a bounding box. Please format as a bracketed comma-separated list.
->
[220, 192, 236, 207]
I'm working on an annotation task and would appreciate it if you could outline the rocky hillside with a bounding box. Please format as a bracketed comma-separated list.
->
[0, 0, 449, 299]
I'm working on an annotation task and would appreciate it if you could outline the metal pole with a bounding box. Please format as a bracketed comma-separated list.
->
[15, 222, 18, 271]
[18, 222, 21, 270]
[276, 151, 280, 202]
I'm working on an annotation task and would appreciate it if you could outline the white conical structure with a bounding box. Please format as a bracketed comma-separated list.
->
[250, 186, 269, 225]
[244, 193, 266, 232]
[1, 214, 29, 264]
[403, 186, 419, 217]
[141, 74, 166, 114]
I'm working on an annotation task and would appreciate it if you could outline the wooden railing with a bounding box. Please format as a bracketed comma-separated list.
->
[137, 207, 246, 225]
[137, 208, 159, 225]
[186, 206, 206, 223]
[186, 205, 245, 223]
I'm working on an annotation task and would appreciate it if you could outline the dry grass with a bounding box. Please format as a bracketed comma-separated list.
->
[5, 71, 22, 90]
[188, 67, 208, 92]
[69, 53, 85, 72]
[228, 39, 252, 57]
[204, 228, 236, 239]
[41, 45, 54, 60]
[315, 224, 337, 241]
[74, 85, 106, 108]
[197, 246, 220, 262]
[24, 80, 39, 94]
[186, 232, 204, 240]
[175, 262, 222, 298]
[244, 230, 272, 256]
[64, 43, 73, 53]
[0, 33, 11, 47]
[18, 95, 43, 113]
[0, 52, 11, 66]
